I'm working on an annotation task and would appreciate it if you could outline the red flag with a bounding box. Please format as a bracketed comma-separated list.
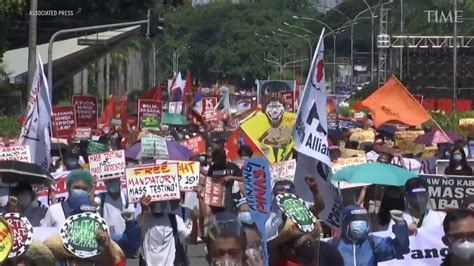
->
[114, 95, 129, 134]
[153, 84, 162, 101]
[183, 71, 193, 104]
[99, 96, 116, 125]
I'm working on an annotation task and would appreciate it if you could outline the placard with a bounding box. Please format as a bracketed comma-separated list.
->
[52, 106, 76, 139]
[394, 131, 425, 154]
[0, 217, 13, 262]
[276, 193, 317, 233]
[156, 160, 200, 192]
[459, 118, 474, 136]
[0, 145, 31, 162]
[72, 95, 97, 129]
[349, 129, 375, 144]
[4, 213, 33, 258]
[88, 150, 126, 181]
[126, 163, 180, 203]
[341, 148, 366, 158]
[202, 97, 218, 121]
[86, 141, 109, 155]
[60, 212, 108, 258]
[179, 136, 206, 156]
[421, 174, 474, 210]
[75, 127, 92, 140]
[280, 91, 295, 112]
[138, 99, 163, 129]
[168, 101, 183, 114]
[204, 176, 225, 207]
[270, 159, 296, 187]
[141, 135, 169, 158]
[332, 157, 367, 174]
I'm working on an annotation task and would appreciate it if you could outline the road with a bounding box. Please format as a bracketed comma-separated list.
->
[126, 243, 207, 266]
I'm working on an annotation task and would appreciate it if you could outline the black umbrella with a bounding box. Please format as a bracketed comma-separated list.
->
[0, 160, 55, 185]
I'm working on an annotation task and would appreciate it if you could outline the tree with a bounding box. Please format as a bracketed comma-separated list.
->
[0, 0, 25, 62]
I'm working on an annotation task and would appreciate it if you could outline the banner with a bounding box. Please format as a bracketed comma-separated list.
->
[168, 101, 183, 114]
[72, 95, 97, 129]
[51, 106, 76, 139]
[257, 80, 296, 108]
[229, 95, 257, 114]
[88, 150, 126, 181]
[394, 131, 425, 155]
[86, 141, 109, 155]
[204, 177, 225, 207]
[243, 158, 272, 266]
[141, 135, 169, 158]
[75, 127, 92, 140]
[179, 136, 206, 156]
[332, 157, 367, 173]
[421, 174, 474, 210]
[280, 91, 295, 112]
[155, 160, 200, 192]
[202, 97, 218, 121]
[0, 145, 31, 162]
[293, 29, 343, 230]
[138, 99, 163, 129]
[126, 163, 180, 203]
[270, 159, 296, 187]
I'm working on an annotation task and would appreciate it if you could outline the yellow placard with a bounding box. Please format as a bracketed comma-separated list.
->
[332, 157, 367, 173]
[349, 130, 375, 144]
[0, 218, 13, 262]
[459, 118, 474, 137]
[394, 131, 425, 155]
[341, 148, 366, 158]
[241, 112, 295, 164]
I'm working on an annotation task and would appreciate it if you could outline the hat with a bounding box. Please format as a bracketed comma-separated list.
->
[66, 169, 93, 190]
[19, 240, 56, 266]
[404, 177, 428, 194]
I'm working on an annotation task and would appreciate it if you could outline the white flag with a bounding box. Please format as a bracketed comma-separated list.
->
[293, 29, 342, 230]
[19, 54, 52, 170]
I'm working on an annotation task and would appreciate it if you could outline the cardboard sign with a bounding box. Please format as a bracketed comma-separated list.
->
[168, 101, 183, 114]
[72, 95, 97, 129]
[202, 97, 218, 121]
[52, 106, 76, 139]
[280, 91, 295, 112]
[75, 127, 92, 140]
[88, 150, 126, 181]
[243, 157, 272, 266]
[179, 136, 206, 156]
[4, 213, 33, 258]
[155, 160, 200, 192]
[126, 163, 180, 203]
[394, 131, 425, 154]
[436, 159, 474, 175]
[138, 99, 163, 129]
[422, 174, 474, 210]
[86, 141, 109, 155]
[141, 135, 169, 158]
[276, 193, 317, 233]
[332, 157, 367, 174]
[349, 129, 375, 144]
[60, 212, 108, 258]
[270, 159, 296, 187]
[459, 118, 474, 137]
[0, 217, 13, 262]
[204, 176, 225, 207]
[0, 145, 31, 162]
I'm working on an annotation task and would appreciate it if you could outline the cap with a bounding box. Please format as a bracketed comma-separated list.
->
[405, 177, 428, 194]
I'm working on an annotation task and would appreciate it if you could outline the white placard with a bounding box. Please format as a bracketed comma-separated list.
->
[88, 150, 126, 181]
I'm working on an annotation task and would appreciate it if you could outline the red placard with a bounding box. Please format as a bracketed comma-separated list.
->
[52, 106, 76, 139]
[72, 95, 97, 129]
[137, 99, 163, 129]
[179, 136, 206, 155]
[202, 97, 218, 121]
[280, 91, 295, 112]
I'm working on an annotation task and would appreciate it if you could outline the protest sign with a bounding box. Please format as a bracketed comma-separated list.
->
[421, 174, 474, 210]
[202, 97, 218, 121]
[141, 135, 169, 158]
[72, 95, 97, 129]
[225, 128, 264, 160]
[459, 118, 474, 136]
[436, 159, 474, 174]
[179, 136, 206, 156]
[276, 193, 318, 233]
[280, 91, 295, 112]
[88, 150, 126, 181]
[270, 159, 296, 187]
[229, 95, 257, 114]
[138, 99, 163, 129]
[341, 148, 366, 158]
[394, 131, 425, 154]
[0, 145, 31, 162]
[86, 141, 109, 155]
[156, 160, 200, 192]
[126, 163, 180, 203]
[0, 217, 13, 262]
[52, 106, 76, 139]
[75, 127, 92, 140]
[243, 157, 272, 266]
[350, 129, 375, 144]
[168, 101, 183, 114]
[4, 213, 33, 258]
[332, 157, 367, 174]
[204, 176, 225, 207]
[60, 212, 108, 258]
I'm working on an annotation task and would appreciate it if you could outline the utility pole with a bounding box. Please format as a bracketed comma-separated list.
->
[453, 0, 458, 112]
[400, 0, 404, 81]
[27, 0, 37, 89]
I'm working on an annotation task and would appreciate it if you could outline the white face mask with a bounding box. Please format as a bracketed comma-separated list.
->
[451, 240, 474, 260]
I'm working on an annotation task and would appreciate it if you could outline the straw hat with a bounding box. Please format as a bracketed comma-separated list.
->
[21, 240, 56, 266]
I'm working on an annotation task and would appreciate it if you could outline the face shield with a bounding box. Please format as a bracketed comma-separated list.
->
[347, 209, 370, 241]
[405, 187, 429, 214]
[272, 181, 295, 197]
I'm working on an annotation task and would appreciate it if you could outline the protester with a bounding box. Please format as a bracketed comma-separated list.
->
[4, 182, 47, 226]
[444, 145, 473, 176]
[329, 204, 410, 266]
[376, 186, 405, 231]
[441, 209, 474, 266]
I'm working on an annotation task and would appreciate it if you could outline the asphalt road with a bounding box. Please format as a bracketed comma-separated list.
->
[126, 243, 208, 266]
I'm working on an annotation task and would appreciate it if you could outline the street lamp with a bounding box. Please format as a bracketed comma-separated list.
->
[361, 0, 384, 81]
[278, 28, 313, 63]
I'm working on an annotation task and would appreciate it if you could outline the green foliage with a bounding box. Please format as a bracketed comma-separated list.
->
[0, 0, 25, 62]
[426, 111, 474, 134]
[0, 116, 21, 138]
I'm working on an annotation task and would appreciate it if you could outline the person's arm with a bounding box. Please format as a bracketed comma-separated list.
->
[186, 208, 199, 245]
[356, 186, 368, 206]
[138, 195, 152, 239]
[372, 210, 410, 263]
[305, 177, 325, 215]
[95, 230, 125, 266]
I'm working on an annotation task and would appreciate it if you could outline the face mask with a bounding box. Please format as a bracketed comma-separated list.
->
[106, 180, 121, 194]
[17, 192, 33, 209]
[294, 239, 316, 262]
[451, 240, 474, 260]
[453, 154, 463, 162]
[240, 156, 249, 160]
[350, 220, 369, 240]
[238, 212, 253, 225]
[68, 189, 90, 212]
[211, 260, 241, 266]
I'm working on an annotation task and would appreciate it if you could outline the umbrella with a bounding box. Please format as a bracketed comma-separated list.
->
[162, 113, 189, 125]
[125, 140, 193, 161]
[414, 130, 461, 145]
[0, 161, 55, 185]
[332, 162, 418, 186]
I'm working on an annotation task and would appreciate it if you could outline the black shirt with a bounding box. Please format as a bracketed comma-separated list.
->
[208, 162, 242, 213]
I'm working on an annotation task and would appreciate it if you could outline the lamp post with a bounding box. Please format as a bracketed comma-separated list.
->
[278, 28, 313, 64]
[350, 7, 374, 87]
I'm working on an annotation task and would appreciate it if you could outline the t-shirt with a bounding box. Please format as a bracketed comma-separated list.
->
[102, 193, 127, 235]
[41, 202, 66, 228]
[387, 209, 446, 231]
[140, 213, 191, 266]
[207, 162, 242, 213]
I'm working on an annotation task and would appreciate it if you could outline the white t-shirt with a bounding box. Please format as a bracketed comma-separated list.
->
[387, 209, 446, 231]
[41, 202, 66, 228]
[141, 213, 191, 266]
[102, 194, 127, 234]
[366, 150, 379, 163]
